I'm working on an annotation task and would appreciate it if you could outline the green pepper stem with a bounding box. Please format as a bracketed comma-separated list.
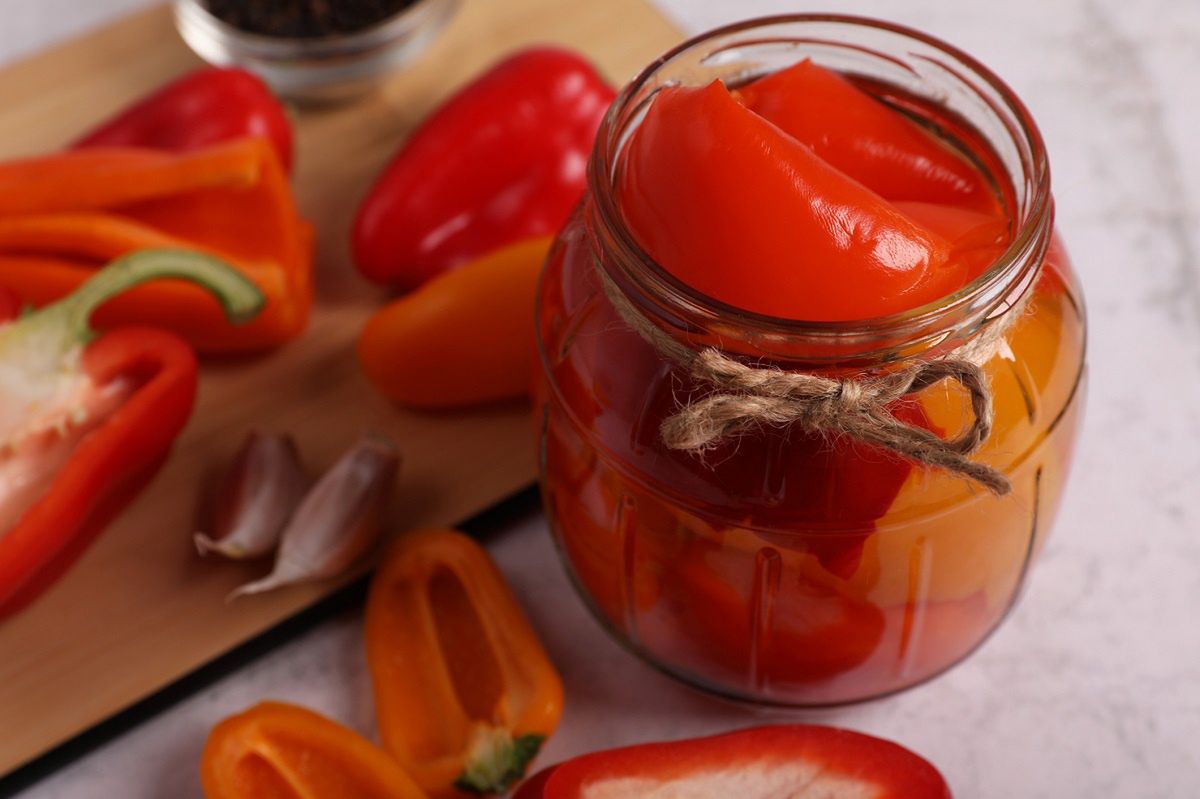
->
[454, 728, 546, 795]
[46, 248, 265, 342]
[0, 249, 265, 370]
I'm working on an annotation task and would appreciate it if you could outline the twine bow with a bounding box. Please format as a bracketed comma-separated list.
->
[598, 267, 1014, 495]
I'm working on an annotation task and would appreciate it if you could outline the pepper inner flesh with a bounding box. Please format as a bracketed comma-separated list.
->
[0, 364, 131, 534]
[234, 753, 304, 798]
[429, 565, 505, 727]
[581, 763, 877, 799]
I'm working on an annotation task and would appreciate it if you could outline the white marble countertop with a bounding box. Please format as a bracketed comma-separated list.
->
[4, 1, 1200, 797]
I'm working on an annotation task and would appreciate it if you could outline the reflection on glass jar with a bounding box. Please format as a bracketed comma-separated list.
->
[534, 16, 1086, 706]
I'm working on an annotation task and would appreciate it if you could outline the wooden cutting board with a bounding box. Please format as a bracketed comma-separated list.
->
[0, 0, 681, 776]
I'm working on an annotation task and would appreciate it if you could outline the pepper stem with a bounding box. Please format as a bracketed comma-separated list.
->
[0, 248, 264, 367]
[46, 248, 264, 342]
[453, 727, 546, 795]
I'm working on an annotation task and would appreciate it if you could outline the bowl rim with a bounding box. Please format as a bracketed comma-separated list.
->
[173, 0, 457, 53]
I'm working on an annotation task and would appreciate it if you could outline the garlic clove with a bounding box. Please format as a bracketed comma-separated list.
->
[195, 431, 308, 560]
[229, 434, 401, 600]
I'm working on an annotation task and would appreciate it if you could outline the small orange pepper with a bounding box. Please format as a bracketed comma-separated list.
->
[365, 529, 563, 797]
[357, 236, 552, 408]
[200, 701, 428, 799]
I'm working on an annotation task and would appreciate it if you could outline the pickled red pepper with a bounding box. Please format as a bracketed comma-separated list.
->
[617, 60, 1009, 321]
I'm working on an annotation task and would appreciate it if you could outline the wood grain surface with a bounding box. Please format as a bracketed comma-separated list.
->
[0, 0, 680, 775]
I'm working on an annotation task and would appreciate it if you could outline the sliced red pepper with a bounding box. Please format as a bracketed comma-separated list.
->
[73, 67, 294, 173]
[737, 59, 996, 213]
[0, 139, 311, 353]
[618, 80, 961, 321]
[514, 725, 952, 799]
[0, 250, 263, 619]
[353, 47, 615, 290]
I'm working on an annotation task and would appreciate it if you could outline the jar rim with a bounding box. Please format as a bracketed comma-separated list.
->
[588, 13, 1053, 358]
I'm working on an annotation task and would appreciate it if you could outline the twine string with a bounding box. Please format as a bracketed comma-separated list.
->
[597, 265, 1020, 496]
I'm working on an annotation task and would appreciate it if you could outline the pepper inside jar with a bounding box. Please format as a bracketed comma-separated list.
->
[534, 16, 1085, 706]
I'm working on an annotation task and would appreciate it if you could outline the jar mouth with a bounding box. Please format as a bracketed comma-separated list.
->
[589, 13, 1053, 358]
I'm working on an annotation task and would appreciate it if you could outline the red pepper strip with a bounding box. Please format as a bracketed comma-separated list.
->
[0, 250, 262, 619]
[515, 725, 952, 799]
[618, 80, 959, 321]
[73, 67, 294, 173]
[737, 59, 998, 213]
[353, 47, 615, 290]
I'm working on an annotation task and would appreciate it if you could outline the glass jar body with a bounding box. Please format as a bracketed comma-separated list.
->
[533, 17, 1086, 706]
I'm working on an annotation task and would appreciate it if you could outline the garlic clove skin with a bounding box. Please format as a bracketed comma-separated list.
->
[230, 434, 401, 599]
[195, 431, 308, 560]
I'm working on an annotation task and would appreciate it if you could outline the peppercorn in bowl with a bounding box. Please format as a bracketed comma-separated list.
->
[174, 0, 460, 102]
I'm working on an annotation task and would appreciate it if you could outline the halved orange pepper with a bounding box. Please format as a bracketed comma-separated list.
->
[357, 236, 552, 408]
[200, 701, 428, 799]
[0, 138, 311, 353]
[365, 529, 563, 797]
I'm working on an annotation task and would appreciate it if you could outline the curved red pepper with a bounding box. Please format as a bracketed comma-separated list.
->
[515, 725, 952, 799]
[353, 47, 615, 290]
[0, 250, 263, 619]
[737, 59, 997, 213]
[618, 80, 959, 321]
[73, 67, 294, 173]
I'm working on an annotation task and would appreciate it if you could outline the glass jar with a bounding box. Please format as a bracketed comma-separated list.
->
[534, 16, 1086, 706]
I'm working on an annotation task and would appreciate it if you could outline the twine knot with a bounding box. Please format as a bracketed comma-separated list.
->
[599, 267, 1016, 495]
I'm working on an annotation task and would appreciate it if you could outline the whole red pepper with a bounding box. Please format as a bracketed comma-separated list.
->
[73, 67, 294, 173]
[352, 47, 615, 290]
[515, 725, 953, 799]
[0, 250, 263, 619]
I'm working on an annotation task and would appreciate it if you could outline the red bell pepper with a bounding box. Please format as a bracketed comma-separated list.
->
[73, 67, 294, 173]
[0, 249, 263, 619]
[515, 725, 952, 799]
[352, 47, 615, 290]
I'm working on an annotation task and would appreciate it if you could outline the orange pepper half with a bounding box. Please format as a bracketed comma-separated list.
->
[365, 529, 563, 797]
[200, 701, 428, 799]
[357, 236, 552, 408]
[0, 138, 311, 353]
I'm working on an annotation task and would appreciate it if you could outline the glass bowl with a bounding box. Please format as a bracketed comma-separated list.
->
[173, 0, 460, 103]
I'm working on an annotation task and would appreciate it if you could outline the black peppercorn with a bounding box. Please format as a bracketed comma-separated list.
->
[203, 0, 416, 38]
